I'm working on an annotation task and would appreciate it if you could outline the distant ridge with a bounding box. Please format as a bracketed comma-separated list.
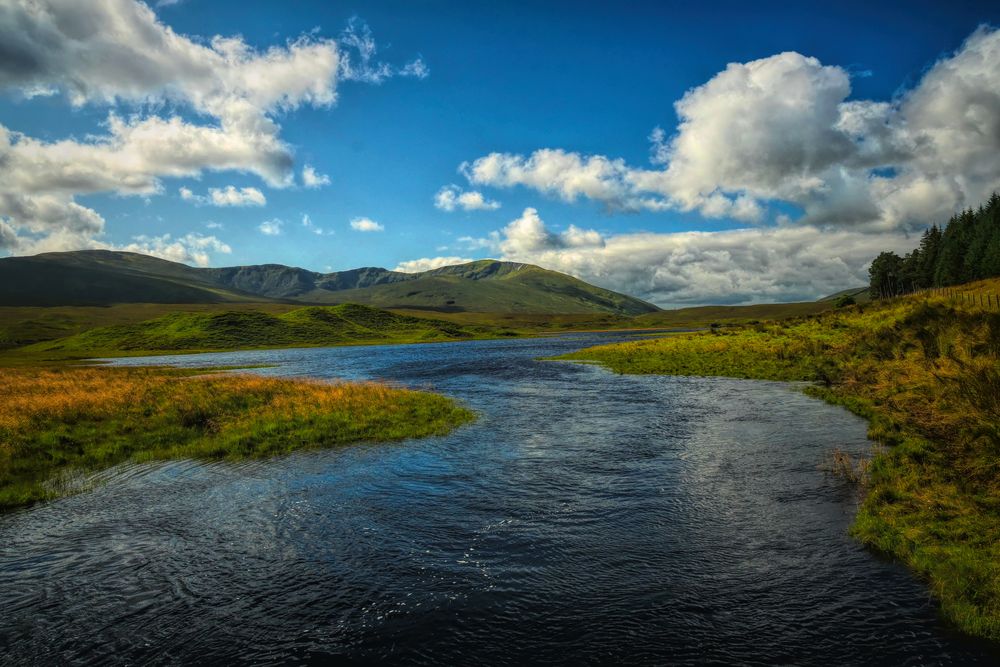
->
[0, 251, 659, 315]
[817, 286, 871, 303]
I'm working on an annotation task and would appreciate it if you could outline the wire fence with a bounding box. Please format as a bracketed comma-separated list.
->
[875, 286, 1000, 310]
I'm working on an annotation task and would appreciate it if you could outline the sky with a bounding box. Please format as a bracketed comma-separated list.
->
[1, 0, 1000, 307]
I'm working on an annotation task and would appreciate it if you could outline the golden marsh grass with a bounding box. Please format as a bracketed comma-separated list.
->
[0, 366, 474, 510]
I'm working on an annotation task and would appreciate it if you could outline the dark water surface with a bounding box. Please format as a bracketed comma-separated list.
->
[2, 333, 996, 665]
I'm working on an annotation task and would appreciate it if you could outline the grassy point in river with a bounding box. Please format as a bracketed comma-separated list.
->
[556, 278, 1000, 641]
[0, 365, 475, 511]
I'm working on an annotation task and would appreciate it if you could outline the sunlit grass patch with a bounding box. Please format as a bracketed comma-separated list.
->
[0, 366, 474, 510]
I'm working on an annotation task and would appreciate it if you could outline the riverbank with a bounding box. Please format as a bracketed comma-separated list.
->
[1, 298, 841, 364]
[3, 303, 510, 360]
[556, 279, 1000, 641]
[0, 365, 475, 511]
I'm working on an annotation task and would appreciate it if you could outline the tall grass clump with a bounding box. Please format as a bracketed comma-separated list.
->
[0, 366, 474, 510]
[557, 278, 1000, 641]
[822, 447, 876, 485]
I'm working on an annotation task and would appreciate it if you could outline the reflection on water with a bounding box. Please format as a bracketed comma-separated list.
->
[1, 333, 995, 664]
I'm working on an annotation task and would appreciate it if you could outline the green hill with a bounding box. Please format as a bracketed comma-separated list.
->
[26, 304, 490, 355]
[0, 253, 260, 306]
[305, 260, 658, 315]
[0, 251, 658, 315]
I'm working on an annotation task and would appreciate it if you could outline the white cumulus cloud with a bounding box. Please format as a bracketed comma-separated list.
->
[462, 149, 646, 213]
[210, 186, 266, 207]
[258, 218, 283, 235]
[434, 184, 501, 212]
[302, 165, 331, 188]
[120, 232, 231, 267]
[394, 256, 474, 272]
[498, 207, 604, 255]
[350, 216, 384, 232]
[180, 185, 266, 206]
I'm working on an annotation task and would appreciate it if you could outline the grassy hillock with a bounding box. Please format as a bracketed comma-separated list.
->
[18, 303, 494, 358]
[557, 277, 1000, 640]
[0, 366, 474, 510]
[630, 299, 834, 328]
[0, 302, 304, 351]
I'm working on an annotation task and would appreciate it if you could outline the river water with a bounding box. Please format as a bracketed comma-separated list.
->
[1, 333, 996, 664]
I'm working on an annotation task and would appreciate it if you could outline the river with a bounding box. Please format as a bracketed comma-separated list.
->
[1, 332, 995, 664]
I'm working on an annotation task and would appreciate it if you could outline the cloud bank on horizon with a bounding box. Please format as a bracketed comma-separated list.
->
[0, 0, 998, 305]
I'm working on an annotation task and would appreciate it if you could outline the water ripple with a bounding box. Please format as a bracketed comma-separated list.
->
[1, 333, 996, 664]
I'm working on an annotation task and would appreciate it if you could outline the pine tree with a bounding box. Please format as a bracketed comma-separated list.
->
[900, 248, 922, 292]
[918, 225, 942, 287]
[976, 194, 1000, 278]
[966, 205, 992, 281]
[934, 211, 970, 286]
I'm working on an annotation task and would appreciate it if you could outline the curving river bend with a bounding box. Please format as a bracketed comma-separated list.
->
[1, 332, 997, 664]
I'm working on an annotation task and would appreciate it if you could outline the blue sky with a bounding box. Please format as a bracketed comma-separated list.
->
[1, 1, 999, 305]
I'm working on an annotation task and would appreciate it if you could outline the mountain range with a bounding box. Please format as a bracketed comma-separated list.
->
[0, 250, 659, 315]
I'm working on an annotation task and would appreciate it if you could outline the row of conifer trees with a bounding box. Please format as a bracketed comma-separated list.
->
[869, 192, 1000, 298]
